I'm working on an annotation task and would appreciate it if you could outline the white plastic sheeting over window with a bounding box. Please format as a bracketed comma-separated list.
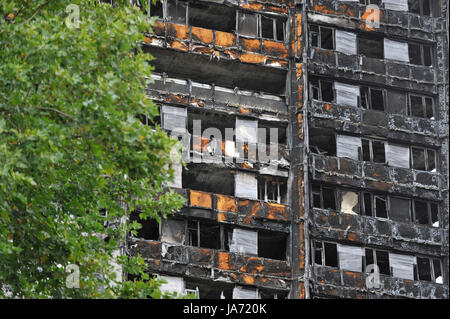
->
[386, 144, 410, 168]
[335, 30, 357, 55]
[335, 82, 359, 107]
[161, 219, 185, 244]
[229, 228, 258, 256]
[384, 39, 409, 62]
[162, 105, 187, 131]
[382, 0, 408, 11]
[158, 275, 185, 296]
[337, 245, 365, 272]
[238, 12, 258, 37]
[235, 172, 258, 200]
[389, 253, 417, 280]
[236, 118, 258, 144]
[336, 135, 362, 160]
[232, 286, 260, 299]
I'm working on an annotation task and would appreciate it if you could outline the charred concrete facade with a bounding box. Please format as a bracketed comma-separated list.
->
[126, 0, 449, 299]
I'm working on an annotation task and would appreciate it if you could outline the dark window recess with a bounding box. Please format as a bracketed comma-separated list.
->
[413, 200, 440, 227]
[261, 15, 285, 41]
[129, 210, 160, 240]
[314, 241, 323, 265]
[187, 220, 221, 249]
[362, 139, 386, 163]
[310, 77, 334, 102]
[363, 193, 387, 218]
[185, 278, 233, 299]
[324, 242, 338, 267]
[360, 87, 385, 111]
[412, 147, 436, 171]
[408, 0, 433, 16]
[358, 35, 383, 59]
[149, 1, 163, 17]
[312, 185, 336, 211]
[258, 231, 287, 260]
[188, 2, 236, 33]
[433, 259, 443, 283]
[309, 128, 336, 156]
[182, 165, 234, 196]
[375, 250, 390, 275]
[375, 195, 387, 218]
[408, 43, 433, 66]
[417, 257, 432, 281]
[409, 94, 435, 119]
[389, 197, 411, 223]
[310, 25, 334, 50]
[166, 0, 187, 24]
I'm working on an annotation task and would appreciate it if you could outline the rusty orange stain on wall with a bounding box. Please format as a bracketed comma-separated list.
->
[267, 5, 288, 14]
[242, 274, 255, 285]
[240, 2, 263, 11]
[239, 106, 250, 114]
[153, 20, 165, 36]
[325, 103, 331, 111]
[190, 190, 212, 209]
[170, 23, 189, 40]
[299, 222, 305, 270]
[241, 38, 261, 53]
[298, 113, 303, 140]
[191, 26, 214, 44]
[266, 202, 288, 220]
[240, 52, 266, 64]
[217, 212, 226, 222]
[217, 194, 238, 212]
[263, 40, 287, 58]
[296, 63, 303, 79]
[215, 31, 235, 47]
[217, 252, 235, 270]
[299, 281, 305, 299]
[296, 13, 302, 38]
[170, 40, 189, 52]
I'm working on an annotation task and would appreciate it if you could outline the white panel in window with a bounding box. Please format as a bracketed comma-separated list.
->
[386, 143, 410, 168]
[335, 30, 357, 55]
[336, 135, 362, 160]
[335, 82, 359, 107]
[384, 39, 409, 62]
[235, 172, 258, 200]
[229, 228, 258, 255]
[389, 253, 416, 280]
[382, 0, 408, 11]
[337, 244, 365, 272]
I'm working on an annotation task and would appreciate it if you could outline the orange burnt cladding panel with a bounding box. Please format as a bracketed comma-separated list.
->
[216, 194, 238, 212]
[217, 252, 235, 270]
[153, 20, 165, 36]
[263, 40, 288, 58]
[191, 26, 214, 44]
[240, 52, 266, 64]
[241, 38, 262, 53]
[169, 22, 189, 40]
[190, 190, 212, 209]
[264, 202, 288, 221]
[215, 31, 235, 47]
[170, 40, 189, 52]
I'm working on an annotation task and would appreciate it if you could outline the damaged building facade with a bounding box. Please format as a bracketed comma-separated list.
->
[125, 0, 449, 299]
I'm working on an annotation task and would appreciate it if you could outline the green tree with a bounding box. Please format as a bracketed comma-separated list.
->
[0, 0, 187, 298]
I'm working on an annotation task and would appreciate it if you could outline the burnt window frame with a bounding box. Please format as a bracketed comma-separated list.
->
[311, 184, 337, 211]
[237, 11, 286, 42]
[258, 176, 288, 204]
[412, 200, 440, 227]
[309, 77, 335, 102]
[364, 248, 391, 276]
[362, 192, 389, 219]
[309, 24, 335, 50]
[312, 241, 339, 268]
[408, 42, 433, 66]
[411, 146, 437, 172]
[163, 0, 189, 24]
[361, 138, 386, 164]
[359, 86, 386, 111]
[388, 196, 412, 223]
[415, 256, 444, 283]
[407, 93, 435, 119]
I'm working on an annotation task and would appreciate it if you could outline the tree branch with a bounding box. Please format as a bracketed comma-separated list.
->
[26, 0, 52, 23]
[37, 107, 74, 120]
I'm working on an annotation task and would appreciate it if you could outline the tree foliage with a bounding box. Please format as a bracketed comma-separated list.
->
[0, 0, 187, 298]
